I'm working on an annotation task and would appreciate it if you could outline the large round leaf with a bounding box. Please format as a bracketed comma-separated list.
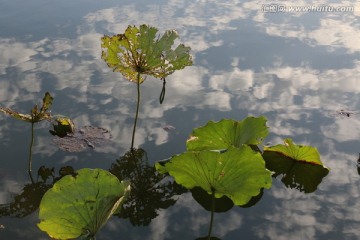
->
[156, 146, 272, 206]
[38, 168, 130, 239]
[186, 116, 268, 151]
[263, 138, 329, 193]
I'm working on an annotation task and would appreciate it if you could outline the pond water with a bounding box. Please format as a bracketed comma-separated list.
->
[1, 0, 360, 239]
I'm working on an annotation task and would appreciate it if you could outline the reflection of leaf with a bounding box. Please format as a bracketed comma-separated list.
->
[238, 188, 264, 208]
[0, 182, 52, 218]
[0, 92, 53, 123]
[156, 146, 272, 206]
[196, 237, 221, 240]
[191, 187, 234, 213]
[101, 24, 192, 83]
[0, 165, 77, 219]
[263, 138, 329, 193]
[110, 148, 187, 226]
[186, 116, 268, 151]
[38, 168, 130, 239]
[37, 166, 55, 182]
[52, 126, 112, 152]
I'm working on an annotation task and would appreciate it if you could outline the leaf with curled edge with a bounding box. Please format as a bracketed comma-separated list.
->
[263, 138, 329, 193]
[264, 138, 325, 166]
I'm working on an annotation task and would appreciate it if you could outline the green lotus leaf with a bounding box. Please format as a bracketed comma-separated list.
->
[186, 116, 268, 151]
[38, 168, 131, 239]
[263, 138, 329, 193]
[101, 24, 192, 83]
[156, 146, 272, 206]
[264, 138, 326, 166]
[0, 92, 53, 123]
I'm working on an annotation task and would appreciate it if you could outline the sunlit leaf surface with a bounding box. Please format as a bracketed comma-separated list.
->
[186, 116, 268, 151]
[263, 138, 329, 193]
[101, 24, 192, 83]
[264, 138, 325, 165]
[156, 146, 272, 206]
[38, 168, 130, 239]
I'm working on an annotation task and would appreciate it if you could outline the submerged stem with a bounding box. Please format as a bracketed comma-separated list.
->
[207, 189, 215, 239]
[131, 72, 141, 150]
[28, 122, 35, 184]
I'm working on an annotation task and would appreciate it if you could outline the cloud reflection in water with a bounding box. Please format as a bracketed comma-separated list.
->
[0, 0, 360, 239]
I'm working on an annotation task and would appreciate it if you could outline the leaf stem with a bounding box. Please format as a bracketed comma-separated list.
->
[131, 72, 141, 150]
[207, 189, 215, 239]
[28, 122, 35, 184]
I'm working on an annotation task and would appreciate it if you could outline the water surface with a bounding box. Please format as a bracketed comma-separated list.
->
[1, 0, 360, 239]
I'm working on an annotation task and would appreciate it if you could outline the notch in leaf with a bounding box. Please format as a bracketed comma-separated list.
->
[0, 92, 53, 123]
[263, 138, 329, 193]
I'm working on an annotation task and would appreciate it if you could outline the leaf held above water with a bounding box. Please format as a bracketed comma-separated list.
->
[186, 116, 269, 151]
[263, 138, 329, 193]
[0, 92, 53, 123]
[38, 168, 131, 239]
[156, 146, 272, 206]
[264, 138, 325, 166]
[101, 24, 193, 83]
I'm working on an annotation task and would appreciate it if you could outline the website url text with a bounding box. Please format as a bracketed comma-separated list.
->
[262, 5, 354, 13]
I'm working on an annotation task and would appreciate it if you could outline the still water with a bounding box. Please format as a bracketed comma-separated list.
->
[1, 0, 360, 239]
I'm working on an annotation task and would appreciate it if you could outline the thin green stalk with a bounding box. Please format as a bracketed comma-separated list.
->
[131, 72, 141, 150]
[207, 190, 215, 239]
[28, 122, 35, 184]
